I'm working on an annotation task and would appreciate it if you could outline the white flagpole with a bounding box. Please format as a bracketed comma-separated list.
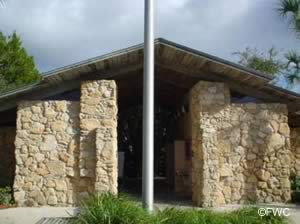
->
[142, 0, 154, 212]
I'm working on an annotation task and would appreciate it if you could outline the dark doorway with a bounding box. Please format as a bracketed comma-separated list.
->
[0, 127, 16, 188]
[114, 65, 196, 204]
[117, 105, 177, 198]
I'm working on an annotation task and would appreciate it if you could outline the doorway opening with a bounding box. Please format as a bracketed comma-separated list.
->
[116, 67, 195, 205]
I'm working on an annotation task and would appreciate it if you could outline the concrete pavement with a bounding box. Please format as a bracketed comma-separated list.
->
[0, 207, 78, 224]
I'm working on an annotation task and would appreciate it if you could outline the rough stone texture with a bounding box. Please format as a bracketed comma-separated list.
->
[13, 80, 118, 207]
[8, 78, 297, 207]
[80, 80, 118, 195]
[291, 128, 300, 176]
[93, 81, 118, 194]
[95, 128, 118, 194]
[14, 101, 80, 206]
[190, 81, 291, 207]
[0, 127, 16, 187]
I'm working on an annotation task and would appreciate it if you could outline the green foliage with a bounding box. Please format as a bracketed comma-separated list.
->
[290, 176, 300, 203]
[233, 47, 300, 85]
[291, 175, 300, 191]
[233, 47, 284, 76]
[277, 1, 300, 84]
[278, 0, 300, 34]
[0, 186, 12, 205]
[284, 51, 300, 83]
[76, 193, 149, 224]
[0, 31, 40, 93]
[74, 194, 288, 224]
[154, 207, 287, 224]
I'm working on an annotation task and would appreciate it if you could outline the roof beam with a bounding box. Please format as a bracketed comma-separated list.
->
[0, 63, 143, 112]
[79, 63, 143, 81]
[156, 61, 281, 103]
[0, 80, 80, 112]
[157, 60, 300, 125]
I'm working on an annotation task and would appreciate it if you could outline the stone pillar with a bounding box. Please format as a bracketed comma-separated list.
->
[80, 80, 118, 194]
[95, 127, 118, 193]
[189, 81, 291, 207]
[189, 81, 230, 207]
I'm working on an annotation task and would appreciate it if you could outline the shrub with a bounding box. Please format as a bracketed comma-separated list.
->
[76, 193, 149, 224]
[153, 207, 287, 224]
[0, 186, 12, 205]
[290, 176, 300, 203]
[153, 208, 220, 224]
[226, 208, 288, 224]
[75, 194, 288, 224]
[291, 176, 300, 191]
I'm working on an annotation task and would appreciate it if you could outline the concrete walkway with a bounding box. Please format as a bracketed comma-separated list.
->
[0, 207, 78, 224]
[0, 204, 299, 224]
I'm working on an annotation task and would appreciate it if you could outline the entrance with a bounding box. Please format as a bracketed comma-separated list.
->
[117, 103, 192, 204]
[114, 66, 198, 204]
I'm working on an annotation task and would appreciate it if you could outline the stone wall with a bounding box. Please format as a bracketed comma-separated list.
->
[95, 127, 118, 194]
[79, 80, 118, 195]
[14, 101, 80, 206]
[190, 81, 230, 206]
[13, 80, 118, 207]
[0, 127, 16, 187]
[8, 78, 297, 207]
[190, 81, 291, 207]
[291, 128, 300, 176]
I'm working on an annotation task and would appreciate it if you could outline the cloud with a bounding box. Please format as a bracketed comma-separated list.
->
[0, 0, 144, 71]
[0, 0, 299, 73]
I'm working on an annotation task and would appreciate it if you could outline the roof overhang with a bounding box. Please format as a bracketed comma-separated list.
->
[1, 38, 300, 126]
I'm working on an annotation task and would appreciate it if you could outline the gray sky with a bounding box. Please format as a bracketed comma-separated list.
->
[0, 0, 299, 74]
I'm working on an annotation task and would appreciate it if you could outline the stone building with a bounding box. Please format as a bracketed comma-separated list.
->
[0, 39, 299, 207]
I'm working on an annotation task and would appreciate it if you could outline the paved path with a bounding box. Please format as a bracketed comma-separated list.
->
[0, 207, 78, 224]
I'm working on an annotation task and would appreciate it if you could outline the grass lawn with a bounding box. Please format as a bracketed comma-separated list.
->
[73, 194, 288, 224]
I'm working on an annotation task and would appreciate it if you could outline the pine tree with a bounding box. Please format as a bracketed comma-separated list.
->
[0, 32, 40, 93]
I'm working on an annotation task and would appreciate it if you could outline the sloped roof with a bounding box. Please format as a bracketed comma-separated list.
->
[1, 38, 300, 125]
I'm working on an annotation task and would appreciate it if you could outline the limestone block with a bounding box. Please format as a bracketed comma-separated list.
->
[14, 191, 25, 202]
[40, 135, 57, 151]
[219, 166, 233, 177]
[51, 121, 67, 132]
[35, 153, 45, 162]
[279, 123, 290, 136]
[30, 123, 45, 134]
[48, 196, 58, 205]
[269, 133, 285, 149]
[46, 161, 65, 176]
[257, 170, 271, 182]
[55, 180, 67, 191]
[247, 153, 256, 160]
[56, 102, 67, 112]
[258, 182, 267, 189]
